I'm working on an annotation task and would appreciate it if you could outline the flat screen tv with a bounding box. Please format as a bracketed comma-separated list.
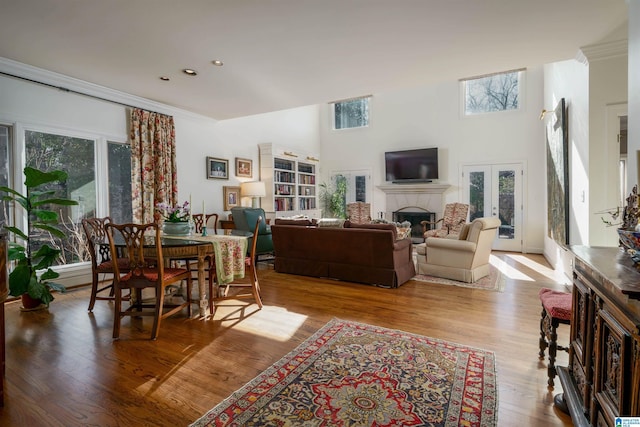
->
[385, 147, 438, 183]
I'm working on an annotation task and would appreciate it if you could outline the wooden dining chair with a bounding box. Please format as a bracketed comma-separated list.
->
[191, 213, 219, 234]
[178, 213, 219, 286]
[209, 216, 263, 315]
[105, 222, 193, 340]
[81, 217, 130, 312]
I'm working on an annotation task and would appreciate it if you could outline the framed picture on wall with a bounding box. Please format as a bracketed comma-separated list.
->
[235, 157, 252, 178]
[207, 157, 229, 180]
[223, 186, 241, 211]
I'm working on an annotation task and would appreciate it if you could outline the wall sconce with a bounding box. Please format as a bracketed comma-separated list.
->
[241, 181, 266, 208]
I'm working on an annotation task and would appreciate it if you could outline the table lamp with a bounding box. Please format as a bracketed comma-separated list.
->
[241, 181, 266, 208]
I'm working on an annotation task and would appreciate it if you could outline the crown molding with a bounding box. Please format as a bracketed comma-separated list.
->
[0, 57, 216, 122]
[579, 39, 628, 63]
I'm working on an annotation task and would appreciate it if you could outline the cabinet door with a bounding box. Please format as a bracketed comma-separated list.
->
[594, 308, 632, 424]
[572, 269, 595, 413]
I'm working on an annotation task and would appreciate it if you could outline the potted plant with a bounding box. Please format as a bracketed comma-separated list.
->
[0, 167, 78, 308]
[319, 175, 347, 219]
[155, 200, 192, 235]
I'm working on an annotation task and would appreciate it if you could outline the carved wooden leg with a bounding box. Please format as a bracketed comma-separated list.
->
[547, 318, 559, 387]
[539, 307, 548, 358]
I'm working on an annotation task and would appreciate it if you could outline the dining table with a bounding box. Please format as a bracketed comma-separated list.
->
[105, 228, 251, 318]
[166, 229, 251, 317]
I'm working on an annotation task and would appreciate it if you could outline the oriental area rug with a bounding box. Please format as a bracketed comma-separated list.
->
[412, 265, 506, 292]
[190, 318, 498, 427]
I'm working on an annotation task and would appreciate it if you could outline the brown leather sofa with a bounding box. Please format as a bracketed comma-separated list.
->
[270, 220, 415, 288]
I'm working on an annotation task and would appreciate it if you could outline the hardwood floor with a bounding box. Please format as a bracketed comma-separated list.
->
[0, 252, 574, 426]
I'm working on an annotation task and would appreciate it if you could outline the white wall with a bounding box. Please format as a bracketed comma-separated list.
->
[630, 2, 640, 187]
[215, 106, 321, 211]
[588, 53, 628, 246]
[319, 67, 546, 253]
[543, 60, 589, 278]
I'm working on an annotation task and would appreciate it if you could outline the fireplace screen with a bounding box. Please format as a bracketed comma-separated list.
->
[393, 210, 435, 242]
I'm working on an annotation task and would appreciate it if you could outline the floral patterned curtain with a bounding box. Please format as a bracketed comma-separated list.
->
[129, 108, 178, 223]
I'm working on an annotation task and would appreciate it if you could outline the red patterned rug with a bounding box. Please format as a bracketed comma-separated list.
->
[190, 319, 498, 427]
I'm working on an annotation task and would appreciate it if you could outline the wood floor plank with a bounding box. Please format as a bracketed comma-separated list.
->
[0, 252, 573, 426]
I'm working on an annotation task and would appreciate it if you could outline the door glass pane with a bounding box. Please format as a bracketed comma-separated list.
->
[25, 130, 95, 265]
[498, 169, 515, 239]
[107, 141, 132, 223]
[469, 171, 485, 220]
[0, 126, 10, 227]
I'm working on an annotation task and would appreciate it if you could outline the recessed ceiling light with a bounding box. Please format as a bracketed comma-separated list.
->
[182, 68, 198, 76]
[212, 60, 224, 66]
[160, 76, 170, 81]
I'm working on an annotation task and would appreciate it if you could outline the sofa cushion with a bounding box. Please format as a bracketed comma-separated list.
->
[317, 218, 345, 228]
[274, 218, 317, 226]
[345, 221, 398, 239]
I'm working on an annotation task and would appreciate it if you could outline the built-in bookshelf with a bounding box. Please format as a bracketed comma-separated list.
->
[259, 143, 320, 218]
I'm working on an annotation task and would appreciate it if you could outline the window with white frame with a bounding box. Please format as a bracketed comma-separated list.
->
[462, 69, 524, 116]
[1, 128, 132, 267]
[332, 96, 370, 130]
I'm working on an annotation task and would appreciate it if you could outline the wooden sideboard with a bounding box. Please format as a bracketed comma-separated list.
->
[558, 246, 640, 426]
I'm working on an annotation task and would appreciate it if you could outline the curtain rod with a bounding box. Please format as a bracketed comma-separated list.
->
[459, 67, 526, 82]
[0, 70, 166, 115]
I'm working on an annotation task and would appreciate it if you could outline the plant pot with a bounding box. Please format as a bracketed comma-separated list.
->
[20, 293, 46, 312]
[162, 221, 191, 236]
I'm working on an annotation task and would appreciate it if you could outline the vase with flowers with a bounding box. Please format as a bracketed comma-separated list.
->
[156, 200, 192, 236]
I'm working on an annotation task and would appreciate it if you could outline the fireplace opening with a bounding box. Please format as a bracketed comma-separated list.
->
[393, 208, 436, 244]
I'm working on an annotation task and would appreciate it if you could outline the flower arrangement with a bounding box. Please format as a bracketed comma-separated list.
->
[156, 200, 191, 223]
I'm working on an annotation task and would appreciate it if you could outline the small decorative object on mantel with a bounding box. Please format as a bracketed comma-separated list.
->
[615, 185, 640, 264]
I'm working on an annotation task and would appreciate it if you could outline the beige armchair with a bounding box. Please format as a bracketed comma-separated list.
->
[416, 217, 501, 282]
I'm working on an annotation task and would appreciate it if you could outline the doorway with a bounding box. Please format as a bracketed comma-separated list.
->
[462, 163, 523, 252]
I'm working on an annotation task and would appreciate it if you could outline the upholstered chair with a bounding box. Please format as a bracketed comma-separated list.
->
[230, 207, 273, 259]
[346, 202, 371, 224]
[421, 202, 469, 239]
[417, 217, 500, 282]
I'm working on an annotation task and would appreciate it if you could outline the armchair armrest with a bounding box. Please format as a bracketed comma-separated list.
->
[425, 237, 476, 253]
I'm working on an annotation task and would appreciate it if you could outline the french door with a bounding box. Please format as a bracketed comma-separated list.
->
[462, 163, 523, 252]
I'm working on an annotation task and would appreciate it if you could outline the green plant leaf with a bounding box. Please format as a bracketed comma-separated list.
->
[32, 223, 66, 238]
[32, 245, 62, 270]
[33, 210, 59, 222]
[8, 244, 26, 261]
[4, 225, 28, 240]
[8, 264, 31, 296]
[24, 167, 68, 188]
[40, 268, 60, 281]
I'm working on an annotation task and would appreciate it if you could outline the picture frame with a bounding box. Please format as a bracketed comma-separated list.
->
[223, 186, 241, 211]
[235, 157, 252, 178]
[207, 157, 229, 180]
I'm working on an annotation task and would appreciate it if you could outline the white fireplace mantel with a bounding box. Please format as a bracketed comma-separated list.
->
[376, 183, 452, 221]
[377, 183, 450, 195]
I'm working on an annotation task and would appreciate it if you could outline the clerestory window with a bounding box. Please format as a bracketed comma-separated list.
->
[332, 96, 370, 130]
[462, 69, 524, 116]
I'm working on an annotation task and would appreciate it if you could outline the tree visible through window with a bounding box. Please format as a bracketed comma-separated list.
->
[463, 69, 523, 115]
[333, 96, 370, 130]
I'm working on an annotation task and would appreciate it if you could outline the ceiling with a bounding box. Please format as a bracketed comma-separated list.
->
[0, 1, 629, 120]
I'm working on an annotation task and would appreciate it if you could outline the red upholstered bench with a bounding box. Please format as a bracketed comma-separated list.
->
[538, 287, 572, 387]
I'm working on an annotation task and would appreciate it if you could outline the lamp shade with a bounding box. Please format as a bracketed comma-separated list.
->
[241, 181, 266, 198]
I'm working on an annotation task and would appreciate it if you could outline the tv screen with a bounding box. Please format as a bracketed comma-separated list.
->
[385, 147, 438, 183]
